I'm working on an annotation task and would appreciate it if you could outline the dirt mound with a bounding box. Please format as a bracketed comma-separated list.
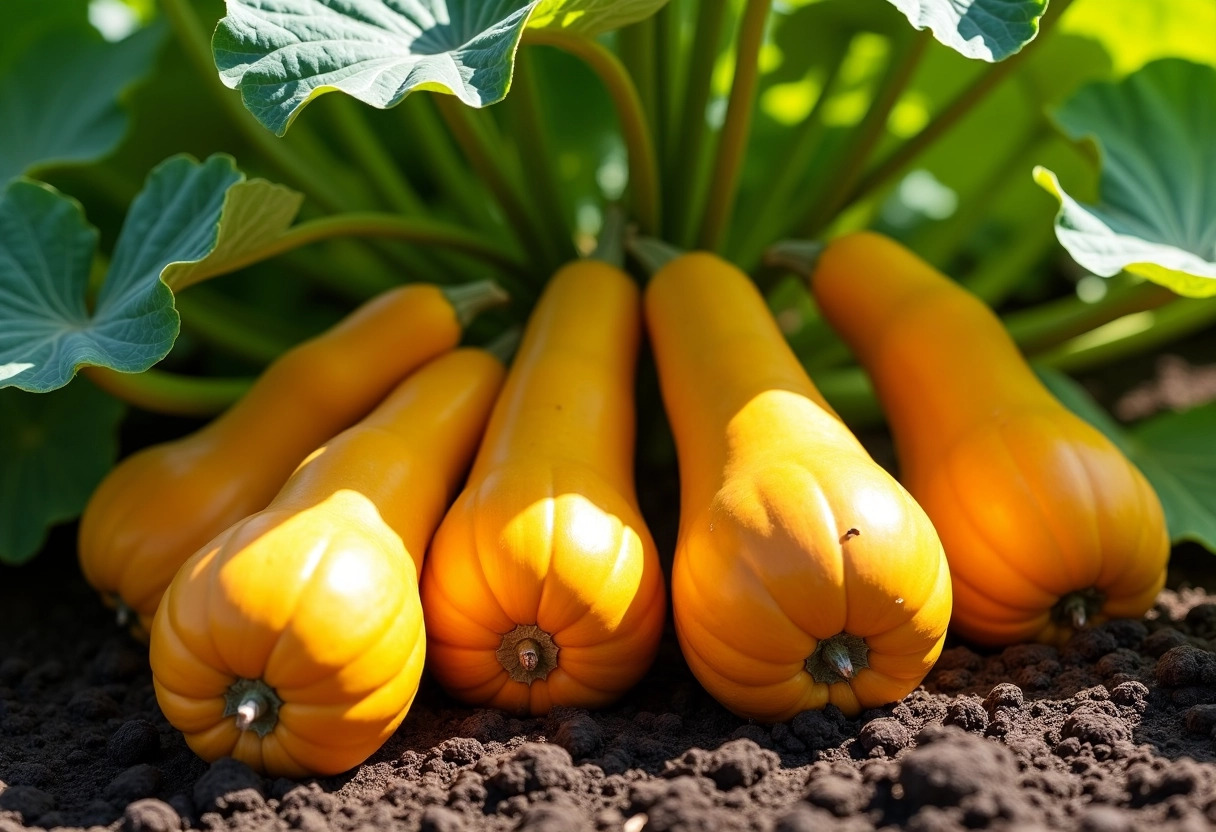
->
[3, 543, 1216, 831]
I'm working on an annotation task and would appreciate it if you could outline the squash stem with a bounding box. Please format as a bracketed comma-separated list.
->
[1052, 589, 1105, 634]
[434, 94, 557, 274]
[524, 28, 662, 235]
[805, 633, 869, 686]
[497, 624, 559, 685]
[191, 213, 530, 286]
[442, 281, 511, 329]
[628, 236, 684, 276]
[224, 679, 283, 738]
[800, 30, 932, 238]
[159, 0, 351, 214]
[842, 0, 1078, 211]
[764, 240, 825, 279]
[83, 367, 252, 417]
[667, 0, 729, 244]
[696, 0, 771, 252]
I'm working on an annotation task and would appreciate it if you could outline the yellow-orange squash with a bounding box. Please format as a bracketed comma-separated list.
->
[79, 281, 502, 638]
[421, 260, 666, 716]
[646, 251, 951, 722]
[149, 348, 505, 777]
[810, 231, 1169, 646]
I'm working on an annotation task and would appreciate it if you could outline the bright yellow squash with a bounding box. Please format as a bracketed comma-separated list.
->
[646, 251, 950, 722]
[149, 348, 504, 778]
[810, 231, 1169, 646]
[79, 282, 502, 638]
[421, 260, 666, 716]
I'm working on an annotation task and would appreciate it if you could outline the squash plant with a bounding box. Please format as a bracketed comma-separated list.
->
[1, 1, 1214, 587]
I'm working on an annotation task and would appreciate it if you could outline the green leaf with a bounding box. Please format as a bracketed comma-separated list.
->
[1034, 59, 1216, 297]
[0, 22, 165, 184]
[0, 154, 302, 392]
[1037, 367, 1216, 552]
[884, 0, 1048, 61]
[213, 0, 540, 137]
[0, 0, 90, 70]
[529, 0, 671, 34]
[0, 381, 124, 565]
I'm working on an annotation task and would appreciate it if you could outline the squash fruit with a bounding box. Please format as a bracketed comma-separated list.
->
[809, 231, 1169, 646]
[421, 260, 666, 716]
[149, 348, 505, 777]
[79, 281, 504, 639]
[646, 251, 951, 722]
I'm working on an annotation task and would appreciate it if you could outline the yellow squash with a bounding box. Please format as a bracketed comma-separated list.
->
[421, 260, 666, 716]
[810, 231, 1169, 646]
[149, 348, 505, 777]
[647, 251, 951, 722]
[79, 281, 502, 638]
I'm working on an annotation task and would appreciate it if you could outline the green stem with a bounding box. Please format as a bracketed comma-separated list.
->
[697, 0, 771, 252]
[84, 366, 252, 416]
[668, 1, 729, 243]
[1009, 278, 1176, 354]
[201, 213, 530, 286]
[1037, 297, 1216, 374]
[843, 0, 1077, 210]
[524, 29, 662, 236]
[397, 96, 497, 230]
[326, 97, 424, 215]
[174, 289, 302, 365]
[962, 223, 1058, 307]
[653, 1, 679, 165]
[814, 367, 883, 429]
[158, 0, 352, 214]
[619, 18, 658, 148]
[434, 94, 555, 271]
[735, 50, 847, 271]
[800, 30, 932, 237]
[507, 49, 577, 263]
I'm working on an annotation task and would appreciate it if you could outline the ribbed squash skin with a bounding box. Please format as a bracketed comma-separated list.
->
[79, 285, 464, 639]
[149, 349, 504, 777]
[646, 252, 951, 722]
[811, 232, 1169, 646]
[421, 261, 665, 716]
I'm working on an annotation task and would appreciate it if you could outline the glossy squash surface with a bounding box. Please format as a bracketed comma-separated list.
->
[811, 231, 1169, 646]
[646, 251, 951, 721]
[421, 260, 665, 716]
[149, 349, 504, 777]
[79, 283, 487, 638]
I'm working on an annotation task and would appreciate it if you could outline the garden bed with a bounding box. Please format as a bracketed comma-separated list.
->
[3, 532, 1216, 832]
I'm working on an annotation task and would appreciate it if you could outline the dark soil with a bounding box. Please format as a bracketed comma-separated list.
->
[4, 534, 1216, 832]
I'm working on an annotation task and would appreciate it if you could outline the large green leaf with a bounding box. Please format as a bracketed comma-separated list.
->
[0, 0, 90, 70]
[0, 154, 302, 392]
[1034, 59, 1216, 298]
[529, 0, 670, 34]
[212, 0, 674, 136]
[0, 381, 125, 565]
[884, 0, 1048, 61]
[213, 0, 540, 136]
[1038, 367, 1216, 552]
[0, 23, 165, 184]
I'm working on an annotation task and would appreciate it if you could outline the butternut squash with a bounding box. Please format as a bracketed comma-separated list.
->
[810, 231, 1169, 646]
[79, 281, 504, 639]
[149, 348, 504, 777]
[646, 251, 951, 722]
[420, 260, 665, 716]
